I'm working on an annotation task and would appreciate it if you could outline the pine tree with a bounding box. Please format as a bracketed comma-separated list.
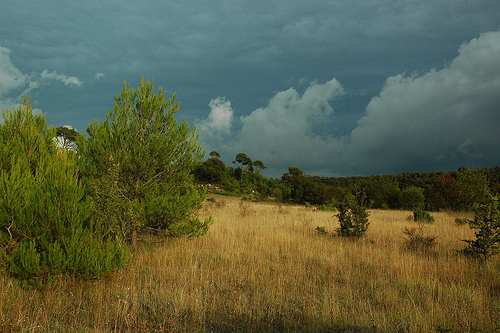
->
[0, 97, 125, 286]
[460, 195, 500, 261]
[78, 78, 212, 245]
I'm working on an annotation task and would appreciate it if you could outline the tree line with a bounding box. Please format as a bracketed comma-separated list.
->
[194, 156, 499, 212]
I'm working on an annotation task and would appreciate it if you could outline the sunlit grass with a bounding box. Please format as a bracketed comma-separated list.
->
[1, 196, 499, 332]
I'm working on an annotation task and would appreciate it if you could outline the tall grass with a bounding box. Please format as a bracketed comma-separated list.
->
[1, 196, 499, 332]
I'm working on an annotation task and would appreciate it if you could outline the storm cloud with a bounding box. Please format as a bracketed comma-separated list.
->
[198, 30, 500, 176]
[1, 0, 500, 176]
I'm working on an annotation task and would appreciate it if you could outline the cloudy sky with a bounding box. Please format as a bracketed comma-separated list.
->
[1, 1, 500, 177]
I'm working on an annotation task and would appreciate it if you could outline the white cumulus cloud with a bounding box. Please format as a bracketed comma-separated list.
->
[0, 46, 37, 112]
[196, 97, 234, 148]
[198, 30, 500, 176]
[40, 69, 82, 87]
[197, 78, 345, 174]
[348, 29, 500, 174]
[0, 44, 84, 119]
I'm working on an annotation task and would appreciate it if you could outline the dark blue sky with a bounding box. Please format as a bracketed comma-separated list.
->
[1, 1, 500, 177]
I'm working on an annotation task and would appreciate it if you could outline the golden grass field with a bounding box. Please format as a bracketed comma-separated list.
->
[1, 195, 499, 332]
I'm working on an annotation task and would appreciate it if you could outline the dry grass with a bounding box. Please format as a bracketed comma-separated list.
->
[1, 196, 499, 332]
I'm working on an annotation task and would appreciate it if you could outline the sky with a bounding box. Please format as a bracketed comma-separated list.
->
[1, 1, 500, 178]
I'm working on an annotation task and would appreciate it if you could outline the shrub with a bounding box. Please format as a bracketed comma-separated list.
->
[335, 188, 370, 238]
[460, 196, 500, 261]
[413, 209, 435, 223]
[402, 225, 437, 253]
[239, 200, 253, 217]
[315, 226, 328, 235]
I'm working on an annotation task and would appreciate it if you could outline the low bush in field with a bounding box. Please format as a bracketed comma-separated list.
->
[402, 225, 437, 253]
[413, 208, 435, 223]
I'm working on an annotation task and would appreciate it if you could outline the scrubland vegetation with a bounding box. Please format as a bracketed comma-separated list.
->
[1, 78, 499, 331]
[1, 195, 499, 332]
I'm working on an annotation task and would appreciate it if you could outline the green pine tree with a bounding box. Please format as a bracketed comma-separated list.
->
[460, 195, 500, 261]
[0, 97, 125, 286]
[78, 78, 212, 246]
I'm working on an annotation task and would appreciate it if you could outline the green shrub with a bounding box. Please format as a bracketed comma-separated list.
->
[413, 209, 435, 223]
[335, 188, 370, 238]
[460, 196, 500, 261]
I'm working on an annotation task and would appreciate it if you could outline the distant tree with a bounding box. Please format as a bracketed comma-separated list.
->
[427, 172, 459, 211]
[78, 78, 212, 246]
[233, 153, 253, 183]
[54, 126, 80, 151]
[284, 166, 304, 179]
[253, 160, 267, 173]
[358, 177, 401, 209]
[195, 157, 227, 184]
[400, 186, 426, 211]
[209, 151, 221, 159]
[281, 167, 306, 203]
[455, 168, 490, 211]
[281, 167, 329, 205]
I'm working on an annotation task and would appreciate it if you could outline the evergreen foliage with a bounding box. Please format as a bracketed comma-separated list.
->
[400, 186, 426, 210]
[233, 153, 253, 183]
[335, 188, 370, 238]
[460, 195, 500, 261]
[193, 157, 228, 185]
[412, 208, 435, 223]
[78, 78, 212, 244]
[0, 97, 125, 286]
[455, 168, 490, 211]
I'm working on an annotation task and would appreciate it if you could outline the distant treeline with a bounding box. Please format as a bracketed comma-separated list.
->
[193, 152, 499, 212]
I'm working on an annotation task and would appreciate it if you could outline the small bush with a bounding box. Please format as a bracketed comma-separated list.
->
[460, 196, 500, 261]
[413, 209, 435, 223]
[315, 226, 328, 235]
[239, 200, 253, 217]
[317, 201, 337, 212]
[335, 188, 370, 238]
[402, 225, 437, 253]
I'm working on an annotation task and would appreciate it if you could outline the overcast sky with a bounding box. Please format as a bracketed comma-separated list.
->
[1, 1, 500, 177]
